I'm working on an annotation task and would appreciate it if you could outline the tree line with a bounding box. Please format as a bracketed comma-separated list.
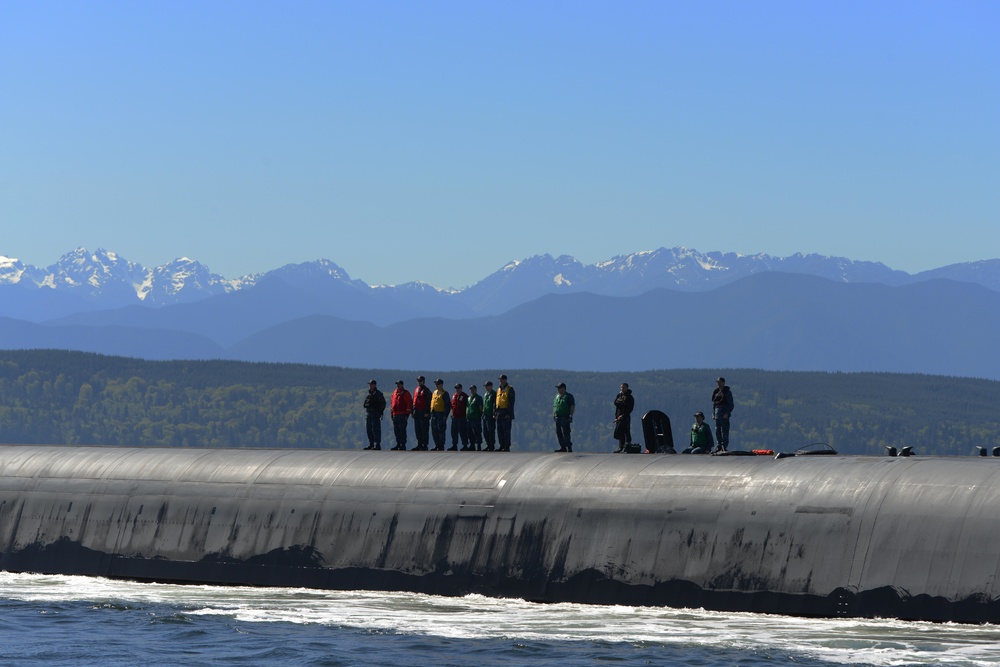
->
[0, 349, 998, 456]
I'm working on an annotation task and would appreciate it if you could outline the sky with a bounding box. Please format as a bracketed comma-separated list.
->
[1, 1, 998, 289]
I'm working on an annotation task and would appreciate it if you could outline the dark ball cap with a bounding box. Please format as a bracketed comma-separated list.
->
[717, 377, 726, 383]
[555, 382, 566, 388]
[694, 411, 705, 418]
[434, 378, 444, 385]
[395, 380, 404, 386]
[499, 374, 508, 380]
[368, 379, 377, 385]
[484, 381, 493, 387]
[417, 375, 425, 382]
[454, 383, 462, 389]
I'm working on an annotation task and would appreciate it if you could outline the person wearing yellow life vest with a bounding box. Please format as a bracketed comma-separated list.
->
[430, 378, 451, 451]
[494, 374, 516, 452]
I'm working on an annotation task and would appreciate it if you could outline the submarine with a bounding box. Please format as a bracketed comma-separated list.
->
[1, 442, 999, 624]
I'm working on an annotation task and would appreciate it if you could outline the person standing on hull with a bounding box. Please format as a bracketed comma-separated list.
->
[553, 382, 575, 452]
[363, 379, 386, 450]
[389, 380, 413, 451]
[684, 411, 715, 454]
[450, 383, 470, 451]
[481, 380, 497, 451]
[429, 379, 451, 451]
[411, 375, 431, 451]
[495, 374, 516, 451]
[712, 377, 734, 452]
[612, 382, 634, 452]
[466, 385, 484, 451]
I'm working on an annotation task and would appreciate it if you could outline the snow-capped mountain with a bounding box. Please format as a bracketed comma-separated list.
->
[3, 246, 999, 378]
[1, 246, 998, 325]
[453, 248, 917, 314]
[0, 248, 248, 303]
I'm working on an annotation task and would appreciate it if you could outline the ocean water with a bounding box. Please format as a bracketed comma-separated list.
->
[1, 573, 999, 667]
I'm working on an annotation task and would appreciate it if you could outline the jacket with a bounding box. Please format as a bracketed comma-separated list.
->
[430, 389, 451, 414]
[363, 388, 386, 416]
[412, 384, 431, 411]
[467, 393, 484, 419]
[712, 385, 734, 420]
[391, 388, 413, 416]
[495, 384, 515, 419]
[451, 391, 469, 419]
[614, 390, 634, 419]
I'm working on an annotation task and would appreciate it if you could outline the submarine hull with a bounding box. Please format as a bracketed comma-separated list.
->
[1, 445, 998, 623]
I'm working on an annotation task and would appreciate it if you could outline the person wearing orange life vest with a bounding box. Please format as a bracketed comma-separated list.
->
[389, 380, 413, 451]
[494, 374, 516, 452]
[429, 378, 451, 451]
[411, 375, 432, 451]
[449, 383, 469, 451]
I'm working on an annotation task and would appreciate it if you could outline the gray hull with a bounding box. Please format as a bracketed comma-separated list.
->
[1, 445, 998, 622]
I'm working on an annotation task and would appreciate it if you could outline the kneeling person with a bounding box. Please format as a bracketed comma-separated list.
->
[684, 411, 714, 454]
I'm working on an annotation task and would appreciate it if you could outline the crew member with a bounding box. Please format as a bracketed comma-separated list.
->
[482, 380, 497, 451]
[684, 411, 715, 454]
[389, 380, 413, 451]
[712, 377, 735, 451]
[363, 379, 386, 450]
[553, 382, 575, 452]
[466, 385, 484, 451]
[613, 382, 634, 452]
[430, 379, 451, 451]
[411, 375, 431, 451]
[495, 374, 516, 452]
[449, 383, 469, 451]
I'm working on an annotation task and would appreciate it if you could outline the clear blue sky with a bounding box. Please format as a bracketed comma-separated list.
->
[2, 1, 997, 288]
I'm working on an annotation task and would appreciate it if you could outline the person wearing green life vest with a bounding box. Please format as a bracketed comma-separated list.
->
[466, 385, 484, 451]
[482, 381, 497, 451]
[684, 411, 715, 454]
[553, 382, 576, 452]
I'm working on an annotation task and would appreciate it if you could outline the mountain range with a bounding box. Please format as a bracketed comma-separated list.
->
[1, 247, 999, 379]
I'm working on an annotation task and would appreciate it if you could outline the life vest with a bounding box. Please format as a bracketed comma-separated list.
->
[467, 394, 483, 419]
[451, 392, 468, 419]
[553, 393, 573, 417]
[482, 391, 496, 416]
[431, 389, 449, 413]
[412, 385, 431, 411]
[496, 386, 511, 409]
[391, 389, 413, 416]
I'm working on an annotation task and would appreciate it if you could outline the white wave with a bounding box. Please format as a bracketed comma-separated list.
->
[2, 572, 1000, 666]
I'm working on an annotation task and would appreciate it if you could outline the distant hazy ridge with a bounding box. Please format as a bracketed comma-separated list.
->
[2, 248, 999, 379]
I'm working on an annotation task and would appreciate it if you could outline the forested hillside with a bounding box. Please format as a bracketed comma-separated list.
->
[0, 349, 997, 456]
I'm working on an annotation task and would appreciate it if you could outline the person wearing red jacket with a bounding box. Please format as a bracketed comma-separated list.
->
[411, 375, 431, 451]
[390, 380, 413, 451]
[449, 383, 469, 451]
